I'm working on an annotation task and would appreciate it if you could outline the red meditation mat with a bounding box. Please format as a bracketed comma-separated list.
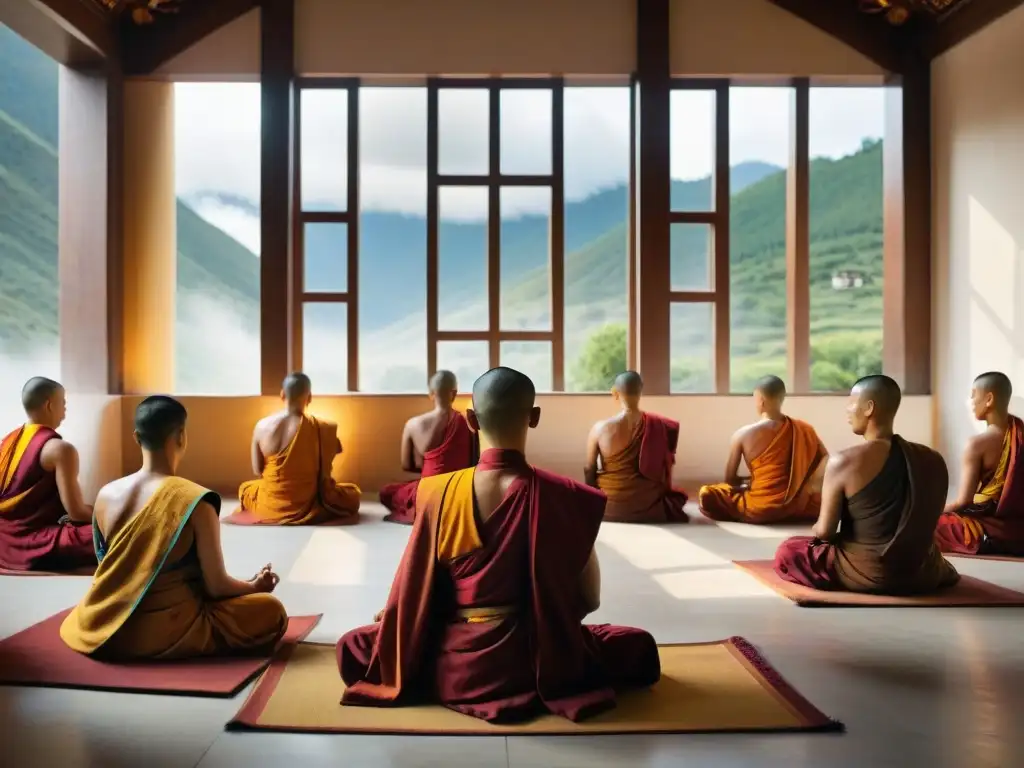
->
[222, 508, 355, 526]
[734, 559, 1024, 607]
[0, 610, 321, 696]
[0, 565, 95, 577]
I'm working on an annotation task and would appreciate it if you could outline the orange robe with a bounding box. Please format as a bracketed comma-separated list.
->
[935, 415, 1024, 557]
[597, 413, 688, 523]
[337, 449, 660, 723]
[0, 424, 94, 571]
[239, 414, 360, 525]
[380, 410, 479, 525]
[699, 417, 824, 524]
[60, 477, 287, 659]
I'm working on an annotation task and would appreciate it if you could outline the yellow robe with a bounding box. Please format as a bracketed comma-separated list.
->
[699, 417, 824, 524]
[239, 414, 360, 525]
[60, 477, 287, 659]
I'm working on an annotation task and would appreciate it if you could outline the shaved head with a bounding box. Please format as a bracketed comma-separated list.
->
[135, 395, 187, 451]
[21, 377, 62, 413]
[754, 375, 786, 400]
[471, 367, 536, 436]
[613, 371, 643, 397]
[852, 374, 902, 421]
[429, 370, 457, 393]
[282, 372, 311, 401]
[974, 371, 1012, 410]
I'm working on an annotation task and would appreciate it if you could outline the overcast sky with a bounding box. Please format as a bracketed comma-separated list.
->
[174, 83, 884, 251]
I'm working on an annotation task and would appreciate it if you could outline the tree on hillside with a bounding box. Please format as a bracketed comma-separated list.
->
[571, 323, 627, 392]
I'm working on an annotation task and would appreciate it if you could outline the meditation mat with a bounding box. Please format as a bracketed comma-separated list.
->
[222, 508, 354, 526]
[734, 560, 1024, 607]
[228, 639, 842, 735]
[0, 611, 321, 697]
[0, 565, 94, 577]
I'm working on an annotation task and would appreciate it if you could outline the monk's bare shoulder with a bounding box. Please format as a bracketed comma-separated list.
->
[965, 430, 1000, 456]
[94, 474, 134, 514]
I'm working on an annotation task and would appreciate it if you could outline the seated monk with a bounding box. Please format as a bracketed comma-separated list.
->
[585, 371, 688, 523]
[380, 370, 479, 525]
[60, 396, 287, 659]
[0, 377, 95, 572]
[239, 372, 360, 525]
[774, 375, 959, 594]
[337, 367, 660, 723]
[699, 376, 827, 524]
[935, 372, 1024, 557]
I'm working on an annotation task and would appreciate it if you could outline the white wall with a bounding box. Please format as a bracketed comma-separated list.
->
[932, 4, 1024, 485]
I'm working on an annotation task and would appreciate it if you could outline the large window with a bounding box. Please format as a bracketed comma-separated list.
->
[809, 87, 884, 392]
[294, 80, 630, 393]
[173, 83, 261, 394]
[0, 25, 60, 425]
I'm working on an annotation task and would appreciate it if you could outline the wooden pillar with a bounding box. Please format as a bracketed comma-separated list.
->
[260, 0, 294, 394]
[635, 0, 671, 394]
[58, 65, 122, 393]
[786, 79, 810, 392]
[121, 81, 175, 394]
[883, 55, 931, 395]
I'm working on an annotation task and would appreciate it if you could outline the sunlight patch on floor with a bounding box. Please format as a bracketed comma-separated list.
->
[598, 524, 728, 569]
[714, 521, 810, 540]
[653, 566, 777, 600]
[286, 529, 368, 586]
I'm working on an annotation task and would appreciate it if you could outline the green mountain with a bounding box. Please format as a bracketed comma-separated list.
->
[0, 23, 883, 394]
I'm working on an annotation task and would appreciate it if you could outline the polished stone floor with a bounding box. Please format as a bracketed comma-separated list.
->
[2, 500, 1023, 768]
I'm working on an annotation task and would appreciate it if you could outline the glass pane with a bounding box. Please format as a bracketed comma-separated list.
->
[670, 303, 714, 393]
[564, 87, 631, 393]
[500, 187, 551, 331]
[809, 88, 884, 392]
[436, 341, 490, 388]
[304, 223, 347, 293]
[359, 87, 427, 392]
[300, 89, 348, 212]
[729, 86, 790, 393]
[439, 187, 489, 331]
[439, 89, 489, 176]
[173, 82, 261, 395]
[0, 24, 62, 423]
[670, 90, 715, 212]
[500, 89, 552, 175]
[500, 341, 553, 392]
[302, 303, 348, 393]
[671, 223, 712, 291]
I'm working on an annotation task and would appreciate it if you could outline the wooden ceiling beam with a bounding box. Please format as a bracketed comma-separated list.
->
[120, 0, 259, 75]
[767, 0, 906, 73]
[920, 0, 1024, 58]
[0, 0, 118, 66]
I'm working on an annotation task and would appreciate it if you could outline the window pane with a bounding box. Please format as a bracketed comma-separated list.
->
[670, 303, 714, 393]
[359, 87, 427, 392]
[436, 341, 489, 387]
[439, 187, 489, 331]
[671, 223, 712, 291]
[500, 89, 552, 175]
[302, 303, 347, 393]
[0, 24, 61, 424]
[729, 86, 790, 393]
[670, 90, 715, 212]
[304, 223, 347, 293]
[500, 187, 551, 331]
[439, 89, 488, 176]
[564, 87, 630, 393]
[500, 341, 552, 392]
[300, 89, 348, 212]
[809, 88, 884, 392]
[174, 82, 261, 394]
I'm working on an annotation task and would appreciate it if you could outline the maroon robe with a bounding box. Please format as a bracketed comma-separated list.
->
[0, 425, 94, 571]
[338, 449, 660, 723]
[381, 410, 479, 525]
